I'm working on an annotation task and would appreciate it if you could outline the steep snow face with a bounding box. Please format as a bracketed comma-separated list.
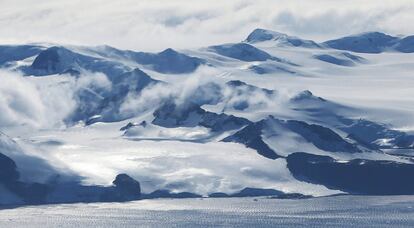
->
[394, 35, 414, 53]
[245, 28, 320, 48]
[31, 46, 82, 73]
[208, 43, 278, 62]
[323, 32, 399, 53]
[245, 29, 280, 43]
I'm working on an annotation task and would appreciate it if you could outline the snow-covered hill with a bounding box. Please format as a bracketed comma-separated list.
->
[1, 28, 414, 205]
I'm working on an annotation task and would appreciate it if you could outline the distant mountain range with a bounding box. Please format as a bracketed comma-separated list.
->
[245, 28, 414, 53]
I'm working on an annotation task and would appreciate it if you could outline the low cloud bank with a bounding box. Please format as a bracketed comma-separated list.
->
[0, 0, 413, 51]
[0, 70, 112, 129]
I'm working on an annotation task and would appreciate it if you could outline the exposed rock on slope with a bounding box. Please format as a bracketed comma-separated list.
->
[86, 45, 205, 74]
[208, 43, 279, 62]
[223, 116, 362, 159]
[287, 152, 414, 195]
[152, 101, 251, 132]
[322, 32, 414, 53]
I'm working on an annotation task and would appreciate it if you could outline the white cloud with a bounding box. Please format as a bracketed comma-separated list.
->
[119, 66, 220, 118]
[0, 70, 114, 129]
[0, 71, 75, 128]
[0, 0, 413, 51]
[75, 71, 112, 92]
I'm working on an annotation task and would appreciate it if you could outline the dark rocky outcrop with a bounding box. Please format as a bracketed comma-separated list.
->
[209, 188, 310, 199]
[249, 64, 296, 75]
[223, 116, 361, 159]
[0, 152, 49, 205]
[281, 119, 361, 153]
[287, 152, 414, 195]
[0, 153, 19, 183]
[270, 193, 313, 199]
[230, 187, 284, 197]
[111, 174, 141, 201]
[222, 120, 281, 159]
[208, 192, 230, 198]
[208, 43, 279, 62]
[152, 101, 251, 132]
[120, 121, 147, 131]
[394, 35, 414, 53]
[0, 152, 143, 205]
[143, 190, 201, 199]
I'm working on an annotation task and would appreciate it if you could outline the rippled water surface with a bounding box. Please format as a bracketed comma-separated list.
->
[1, 195, 414, 227]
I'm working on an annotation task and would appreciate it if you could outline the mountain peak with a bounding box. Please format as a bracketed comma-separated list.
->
[245, 28, 288, 43]
[323, 31, 399, 53]
[208, 43, 275, 62]
[245, 28, 320, 48]
[354, 31, 395, 38]
[30, 46, 79, 73]
[159, 48, 178, 56]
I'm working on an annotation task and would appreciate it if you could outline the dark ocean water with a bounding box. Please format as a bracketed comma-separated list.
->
[1, 195, 414, 227]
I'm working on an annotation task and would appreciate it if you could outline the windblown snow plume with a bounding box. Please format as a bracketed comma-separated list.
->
[0, 70, 75, 128]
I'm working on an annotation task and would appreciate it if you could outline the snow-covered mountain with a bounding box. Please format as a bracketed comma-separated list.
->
[245, 28, 321, 48]
[323, 32, 414, 53]
[244, 28, 414, 53]
[1, 28, 414, 205]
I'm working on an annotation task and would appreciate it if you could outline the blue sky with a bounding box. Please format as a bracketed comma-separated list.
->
[0, 0, 413, 51]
